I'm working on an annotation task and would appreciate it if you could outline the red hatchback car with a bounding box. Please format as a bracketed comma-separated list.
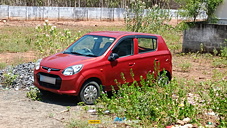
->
[34, 31, 172, 104]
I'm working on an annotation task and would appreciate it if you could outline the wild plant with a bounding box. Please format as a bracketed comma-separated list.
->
[2, 72, 18, 88]
[26, 86, 42, 101]
[96, 74, 199, 127]
[28, 20, 82, 57]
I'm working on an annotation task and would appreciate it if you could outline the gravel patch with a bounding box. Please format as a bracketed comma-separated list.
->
[0, 62, 35, 90]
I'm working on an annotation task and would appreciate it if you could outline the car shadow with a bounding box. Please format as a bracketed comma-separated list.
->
[39, 92, 79, 106]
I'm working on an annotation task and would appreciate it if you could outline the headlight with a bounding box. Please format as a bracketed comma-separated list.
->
[35, 59, 42, 70]
[63, 64, 83, 76]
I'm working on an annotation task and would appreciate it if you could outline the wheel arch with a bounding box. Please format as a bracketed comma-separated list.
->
[83, 77, 102, 86]
[159, 70, 172, 81]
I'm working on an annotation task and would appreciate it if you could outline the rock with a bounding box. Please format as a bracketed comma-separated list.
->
[176, 120, 185, 125]
[207, 112, 216, 116]
[87, 109, 96, 113]
[103, 110, 110, 114]
[182, 117, 190, 123]
[183, 124, 193, 128]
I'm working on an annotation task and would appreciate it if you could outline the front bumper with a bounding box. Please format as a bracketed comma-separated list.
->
[33, 68, 84, 96]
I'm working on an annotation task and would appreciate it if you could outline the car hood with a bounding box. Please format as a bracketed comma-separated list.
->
[41, 53, 96, 69]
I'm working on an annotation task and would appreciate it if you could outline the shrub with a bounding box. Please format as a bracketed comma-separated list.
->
[96, 75, 199, 127]
[26, 87, 42, 101]
[28, 20, 82, 57]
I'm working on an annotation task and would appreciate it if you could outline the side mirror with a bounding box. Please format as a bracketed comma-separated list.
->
[108, 53, 119, 61]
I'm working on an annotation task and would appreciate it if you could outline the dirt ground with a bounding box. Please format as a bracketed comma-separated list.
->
[0, 20, 226, 128]
[0, 90, 78, 128]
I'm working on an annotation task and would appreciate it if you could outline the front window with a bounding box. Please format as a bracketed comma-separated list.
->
[64, 35, 115, 57]
[112, 38, 134, 57]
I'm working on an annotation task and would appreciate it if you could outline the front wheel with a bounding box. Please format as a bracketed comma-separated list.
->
[79, 81, 100, 105]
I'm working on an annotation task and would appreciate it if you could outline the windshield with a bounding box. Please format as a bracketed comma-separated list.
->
[64, 35, 115, 57]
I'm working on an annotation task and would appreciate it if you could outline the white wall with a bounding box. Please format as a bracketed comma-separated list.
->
[0, 5, 207, 21]
[0, 5, 126, 21]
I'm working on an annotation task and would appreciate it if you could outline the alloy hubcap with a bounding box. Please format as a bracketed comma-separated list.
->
[83, 85, 98, 102]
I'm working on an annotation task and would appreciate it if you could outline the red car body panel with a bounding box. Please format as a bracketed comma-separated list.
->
[34, 31, 172, 96]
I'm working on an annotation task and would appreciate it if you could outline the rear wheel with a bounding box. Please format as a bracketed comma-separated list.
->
[157, 72, 170, 86]
[79, 81, 100, 105]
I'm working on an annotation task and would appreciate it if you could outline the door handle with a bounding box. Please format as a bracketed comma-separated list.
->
[129, 62, 135, 66]
[155, 58, 159, 61]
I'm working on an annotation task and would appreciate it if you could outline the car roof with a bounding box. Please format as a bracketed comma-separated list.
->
[86, 31, 160, 38]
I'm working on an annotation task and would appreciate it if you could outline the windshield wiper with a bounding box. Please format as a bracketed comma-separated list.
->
[85, 54, 98, 57]
[63, 51, 83, 55]
[63, 51, 97, 57]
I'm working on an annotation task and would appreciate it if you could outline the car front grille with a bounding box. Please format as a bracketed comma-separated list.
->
[37, 72, 62, 90]
[42, 66, 61, 71]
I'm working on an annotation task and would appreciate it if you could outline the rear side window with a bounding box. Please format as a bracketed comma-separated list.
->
[138, 38, 157, 53]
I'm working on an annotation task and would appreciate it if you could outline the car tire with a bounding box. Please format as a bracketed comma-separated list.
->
[79, 81, 100, 105]
[157, 73, 170, 86]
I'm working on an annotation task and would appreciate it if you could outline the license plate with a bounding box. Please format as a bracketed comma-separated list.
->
[40, 75, 56, 84]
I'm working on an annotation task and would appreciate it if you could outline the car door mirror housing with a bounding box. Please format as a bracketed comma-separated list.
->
[108, 53, 119, 61]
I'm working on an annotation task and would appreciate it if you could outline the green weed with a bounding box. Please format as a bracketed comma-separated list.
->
[67, 119, 94, 128]
[26, 87, 42, 101]
[95, 75, 227, 127]
[0, 26, 35, 53]
[179, 62, 191, 72]
[0, 62, 7, 69]
[96, 76, 200, 127]
[2, 72, 17, 88]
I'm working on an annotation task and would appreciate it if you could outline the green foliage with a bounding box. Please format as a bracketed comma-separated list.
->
[124, 0, 182, 52]
[2, 72, 17, 88]
[125, 0, 171, 33]
[176, 0, 224, 22]
[205, 0, 224, 22]
[220, 41, 227, 58]
[96, 76, 199, 127]
[26, 87, 42, 101]
[31, 20, 82, 57]
[176, 0, 204, 22]
[124, 0, 146, 32]
[67, 119, 94, 128]
[0, 62, 7, 70]
[179, 62, 191, 72]
[199, 80, 227, 127]
[0, 26, 35, 53]
[96, 73, 227, 127]
[212, 58, 227, 68]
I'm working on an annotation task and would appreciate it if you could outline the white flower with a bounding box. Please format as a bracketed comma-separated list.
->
[51, 26, 56, 30]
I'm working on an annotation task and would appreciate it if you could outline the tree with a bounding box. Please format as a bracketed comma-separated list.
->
[124, 0, 171, 33]
[176, 0, 224, 22]
[205, 0, 224, 22]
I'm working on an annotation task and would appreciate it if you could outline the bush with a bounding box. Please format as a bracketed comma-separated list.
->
[28, 20, 82, 57]
[26, 87, 42, 101]
[96, 75, 199, 127]
[96, 72, 227, 127]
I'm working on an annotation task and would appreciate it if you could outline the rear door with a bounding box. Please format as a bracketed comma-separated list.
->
[132, 35, 159, 81]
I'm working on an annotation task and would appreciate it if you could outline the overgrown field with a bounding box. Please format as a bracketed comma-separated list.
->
[0, 21, 226, 127]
